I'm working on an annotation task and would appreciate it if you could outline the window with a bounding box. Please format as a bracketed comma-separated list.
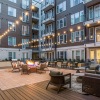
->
[60, 51, 63, 58]
[70, 0, 83, 7]
[75, 12, 79, 23]
[8, 7, 16, 17]
[96, 27, 100, 42]
[57, 17, 66, 29]
[9, 0, 16, 3]
[94, 4, 100, 18]
[8, 21, 16, 31]
[71, 32, 75, 43]
[72, 51, 74, 59]
[22, 39, 29, 49]
[76, 50, 80, 60]
[22, 52, 28, 59]
[71, 30, 84, 43]
[22, 12, 29, 22]
[89, 7, 93, 19]
[8, 52, 16, 60]
[89, 27, 94, 40]
[22, 25, 29, 35]
[0, 19, 1, 29]
[80, 10, 84, 22]
[8, 36, 16, 46]
[56, 1, 66, 14]
[58, 34, 67, 44]
[81, 50, 85, 60]
[71, 10, 84, 25]
[22, 0, 29, 9]
[0, 3, 1, 13]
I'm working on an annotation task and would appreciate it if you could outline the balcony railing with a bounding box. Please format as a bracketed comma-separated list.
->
[32, 25, 39, 30]
[84, 0, 92, 3]
[42, 16, 54, 24]
[32, 13, 39, 19]
[84, 17, 100, 26]
[42, 2, 54, 11]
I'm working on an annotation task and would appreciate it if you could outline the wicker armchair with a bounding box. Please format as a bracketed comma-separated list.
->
[11, 61, 20, 72]
[82, 73, 100, 97]
[46, 71, 71, 93]
[21, 64, 30, 75]
[61, 61, 67, 68]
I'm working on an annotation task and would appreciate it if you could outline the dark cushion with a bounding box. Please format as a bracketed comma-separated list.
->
[50, 70, 63, 76]
[86, 70, 95, 73]
[89, 64, 99, 70]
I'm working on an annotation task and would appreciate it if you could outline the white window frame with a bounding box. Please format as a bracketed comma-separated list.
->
[8, 6, 16, 17]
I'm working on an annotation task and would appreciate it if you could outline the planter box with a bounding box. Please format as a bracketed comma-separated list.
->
[0, 61, 12, 68]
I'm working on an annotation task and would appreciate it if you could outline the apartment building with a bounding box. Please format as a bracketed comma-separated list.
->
[32, 0, 41, 59]
[41, 0, 85, 61]
[84, 0, 100, 63]
[0, 0, 32, 61]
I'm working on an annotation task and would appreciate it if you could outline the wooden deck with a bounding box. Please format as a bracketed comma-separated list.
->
[0, 80, 99, 100]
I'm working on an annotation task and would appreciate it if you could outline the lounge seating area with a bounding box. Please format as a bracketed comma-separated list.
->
[0, 59, 100, 99]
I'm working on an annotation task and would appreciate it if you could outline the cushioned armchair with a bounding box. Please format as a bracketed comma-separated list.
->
[85, 64, 99, 74]
[96, 65, 100, 74]
[46, 71, 71, 93]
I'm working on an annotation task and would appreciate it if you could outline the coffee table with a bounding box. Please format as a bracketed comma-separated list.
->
[74, 73, 85, 83]
[74, 67, 85, 73]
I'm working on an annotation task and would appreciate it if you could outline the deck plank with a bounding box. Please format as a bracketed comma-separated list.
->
[0, 90, 10, 100]
[0, 80, 100, 100]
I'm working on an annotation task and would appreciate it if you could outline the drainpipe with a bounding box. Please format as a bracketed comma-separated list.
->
[54, 0, 57, 60]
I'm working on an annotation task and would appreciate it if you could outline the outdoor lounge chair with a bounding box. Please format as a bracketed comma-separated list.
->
[46, 71, 71, 93]
[11, 61, 20, 72]
[21, 64, 30, 75]
[37, 63, 48, 73]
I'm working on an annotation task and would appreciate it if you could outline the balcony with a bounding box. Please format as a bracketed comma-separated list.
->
[84, 0, 100, 6]
[32, 13, 39, 21]
[32, 48, 39, 52]
[32, 25, 39, 31]
[42, 32, 54, 37]
[42, 2, 54, 12]
[42, 47, 54, 52]
[84, 0, 92, 3]
[84, 17, 100, 26]
[42, 16, 54, 24]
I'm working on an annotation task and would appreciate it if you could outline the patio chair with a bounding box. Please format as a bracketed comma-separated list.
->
[56, 62, 62, 68]
[11, 61, 20, 72]
[21, 64, 30, 75]
[61, 61, 67, 68]
[37, 63, 47, 73]
[46, 70, 71, 93]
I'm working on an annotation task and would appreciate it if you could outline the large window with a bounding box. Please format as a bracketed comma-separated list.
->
[56, 1, 66, 14]
[9, 0, 16, 3]
[22, 39, 29, 49]
[70, 0, 83, 7]
[22, 12, 29, 22]
[8, 7, 16, 17]
[96, 27, 100, 42]
[8, 36, 16, 46]
[71, 30, 84, 43]
[57, 34, 67, 44]
[76, 50, 80, 60]
[0, 3, 1, 13]
[22, 25, 29, 35]
[57, 51, 67, 60]
[89, 7, 93, 19]
[71, 10, 84, 25]
[22, 0, 29, 9]
[89, 27, 94, 40]
[8, 21, 16, 31]
[8, 52, 16, 60]
[57, 17, 66, 29]
[94, 4, 100, 18]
